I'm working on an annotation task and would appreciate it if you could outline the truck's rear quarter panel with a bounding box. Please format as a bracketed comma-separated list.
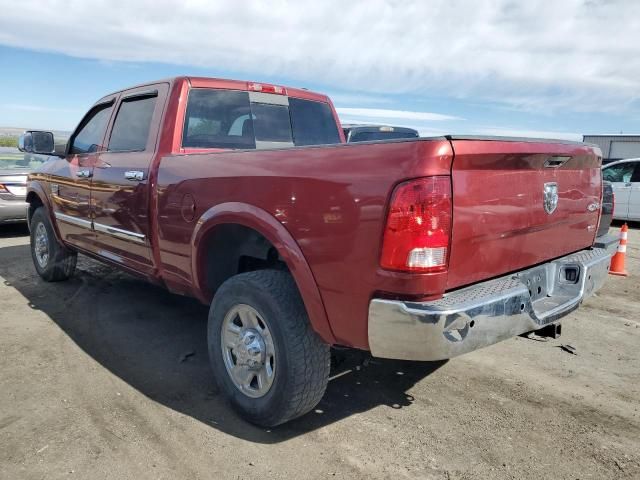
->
[156, 134, 602, 350]
[156, 139, 453, 348]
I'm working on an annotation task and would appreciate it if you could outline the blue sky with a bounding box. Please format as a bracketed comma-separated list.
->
[1, 0, 639, 140]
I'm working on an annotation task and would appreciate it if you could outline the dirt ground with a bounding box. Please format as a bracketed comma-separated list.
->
[0, 223, 638, 480]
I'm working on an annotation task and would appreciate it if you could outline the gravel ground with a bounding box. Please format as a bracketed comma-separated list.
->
[0, 223, 638, 480]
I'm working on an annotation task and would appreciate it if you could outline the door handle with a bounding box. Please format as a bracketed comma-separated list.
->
[75, 170, 92, 178]
[124, 171, 145, 181]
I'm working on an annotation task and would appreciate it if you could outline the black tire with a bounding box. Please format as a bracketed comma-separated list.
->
[30, 207, 77, 282]
[208, 270, 330, 427]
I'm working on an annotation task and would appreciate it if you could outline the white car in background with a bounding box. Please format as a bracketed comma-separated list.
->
[602, 158, 640, 221]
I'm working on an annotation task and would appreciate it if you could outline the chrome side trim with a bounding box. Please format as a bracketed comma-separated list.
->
[368, 247, 612, 361]
[93, 222, 146, 244]
[54, 212, 93, 229]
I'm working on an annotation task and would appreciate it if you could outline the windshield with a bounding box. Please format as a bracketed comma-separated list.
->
[0, 147, 48, 170]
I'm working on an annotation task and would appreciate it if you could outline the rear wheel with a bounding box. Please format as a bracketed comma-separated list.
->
[208, 270, 330, 427]
[30, 207, 77, 281]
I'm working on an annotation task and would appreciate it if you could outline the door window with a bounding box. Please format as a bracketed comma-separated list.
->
[603, 163, 636, 183]
[108, 95, 158, 152]
[70, 102, 114, 154]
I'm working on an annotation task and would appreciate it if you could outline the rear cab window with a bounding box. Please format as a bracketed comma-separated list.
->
[181, 88, 341, 150]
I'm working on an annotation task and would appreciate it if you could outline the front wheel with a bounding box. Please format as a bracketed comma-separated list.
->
[208, 270, 330, 427]
[30, 207, 77, 282]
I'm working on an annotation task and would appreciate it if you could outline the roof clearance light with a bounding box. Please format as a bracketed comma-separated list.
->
[248, 83, 287, 95]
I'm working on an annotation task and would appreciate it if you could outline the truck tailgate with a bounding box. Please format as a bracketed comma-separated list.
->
[446, 137, 602, 290]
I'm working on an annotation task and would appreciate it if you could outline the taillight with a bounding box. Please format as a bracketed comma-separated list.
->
[380, 176, 452, 273]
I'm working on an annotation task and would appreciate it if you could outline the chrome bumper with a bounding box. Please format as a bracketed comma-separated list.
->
[368, 248, 612, 361]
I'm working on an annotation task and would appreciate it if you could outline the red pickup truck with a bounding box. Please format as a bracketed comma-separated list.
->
[21, 76, 612, 426]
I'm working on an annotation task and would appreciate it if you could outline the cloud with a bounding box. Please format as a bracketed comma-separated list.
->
[336, 108, 461, 122]
[471, 127, 582, 141]
[0, 0, 639, 112]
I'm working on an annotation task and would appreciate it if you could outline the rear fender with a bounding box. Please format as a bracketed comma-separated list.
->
[191, 202, 336, 344]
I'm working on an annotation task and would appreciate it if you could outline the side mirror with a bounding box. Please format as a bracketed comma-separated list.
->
[18, 131, 55, 155]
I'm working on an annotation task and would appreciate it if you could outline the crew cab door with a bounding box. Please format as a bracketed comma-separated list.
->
[603, 161, 636, 220]
[89, 83, 168, 274]
[50, 98, 115, 249]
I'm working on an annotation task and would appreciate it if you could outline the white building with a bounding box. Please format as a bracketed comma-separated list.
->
[583, 135, 640, 164]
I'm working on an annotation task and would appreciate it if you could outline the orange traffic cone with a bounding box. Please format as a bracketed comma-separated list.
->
[609, 223, 629, 277]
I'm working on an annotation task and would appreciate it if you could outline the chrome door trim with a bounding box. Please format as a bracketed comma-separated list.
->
[93, 222, 146, 244]
[54, 211, 93, 229]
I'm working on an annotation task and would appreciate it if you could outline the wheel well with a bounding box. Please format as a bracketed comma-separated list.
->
[26, 192, 44, 225]
[201, 224, 289, 297]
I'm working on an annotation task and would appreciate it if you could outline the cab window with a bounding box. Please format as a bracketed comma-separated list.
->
[182, 89, 256, 149]
[70, 102, 114, 155]
[182, 88, 341, 149]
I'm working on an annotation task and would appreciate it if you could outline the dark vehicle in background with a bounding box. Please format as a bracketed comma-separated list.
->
[0, 146, 48, 224]
[598, 181, 614, 237]
[343, 124, 419, 142]
[594, 181, 618, 252]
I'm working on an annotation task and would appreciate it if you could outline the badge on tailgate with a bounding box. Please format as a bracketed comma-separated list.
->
[543, 182, 558, 214]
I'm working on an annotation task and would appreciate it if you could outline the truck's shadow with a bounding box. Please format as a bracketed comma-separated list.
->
[0, 238, 444, 443]
[0, 223, 30, 238]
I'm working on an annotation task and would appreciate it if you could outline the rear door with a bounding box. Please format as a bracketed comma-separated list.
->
[89, 83, 168, 274]
[447, 138, 602, 290]
[50, 98, 115, 249]
[603, 161, 635, 220]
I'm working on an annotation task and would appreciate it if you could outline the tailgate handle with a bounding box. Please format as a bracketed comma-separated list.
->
[544, 156, 571, 168]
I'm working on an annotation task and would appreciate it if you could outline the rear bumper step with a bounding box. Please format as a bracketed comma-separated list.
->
[368, 247, 612, 361]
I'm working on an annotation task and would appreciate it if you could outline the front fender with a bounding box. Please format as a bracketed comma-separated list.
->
[191, 202, 336, 345]
[25, 181, 61, 242]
